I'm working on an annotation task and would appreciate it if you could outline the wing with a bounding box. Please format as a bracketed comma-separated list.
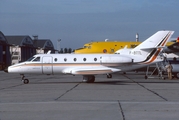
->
[62, 67, 120, 75]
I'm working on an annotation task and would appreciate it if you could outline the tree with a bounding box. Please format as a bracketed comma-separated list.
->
[64, 48, 68, 53]
[68, 48, 72, 53]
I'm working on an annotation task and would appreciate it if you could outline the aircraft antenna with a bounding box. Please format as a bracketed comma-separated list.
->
[136, 33, 139, 42]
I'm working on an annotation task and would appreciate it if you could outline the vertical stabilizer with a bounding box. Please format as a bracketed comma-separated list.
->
[130, 30, 174, 63]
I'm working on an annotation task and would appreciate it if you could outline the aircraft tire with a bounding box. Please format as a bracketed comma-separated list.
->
[23, 79, 29, 84]
[83, 75, 95, 83]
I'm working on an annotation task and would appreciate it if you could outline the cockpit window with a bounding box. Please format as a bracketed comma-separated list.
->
[32, 57, 40, 62]
[26, 57, 35, 61]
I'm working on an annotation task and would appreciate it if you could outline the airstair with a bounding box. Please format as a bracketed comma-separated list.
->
[10, 46, 21, 65]
[145, 54, 169, 80]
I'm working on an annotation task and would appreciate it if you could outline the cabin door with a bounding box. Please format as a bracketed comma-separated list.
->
[42, 56, 53, 74]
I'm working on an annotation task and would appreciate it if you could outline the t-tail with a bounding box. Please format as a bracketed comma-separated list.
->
[130, 30, 174, 63]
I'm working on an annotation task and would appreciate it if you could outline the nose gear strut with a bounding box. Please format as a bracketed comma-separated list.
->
[21, 74, 29, 84]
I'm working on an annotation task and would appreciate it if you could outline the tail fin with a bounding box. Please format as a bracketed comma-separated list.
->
[130, 30, 174, 63]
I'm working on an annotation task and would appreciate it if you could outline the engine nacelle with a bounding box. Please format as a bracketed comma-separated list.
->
[101, 56, 133, 64]
[115, 48, 132, 55]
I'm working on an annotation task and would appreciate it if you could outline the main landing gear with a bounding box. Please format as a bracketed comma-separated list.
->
[83, 75, 95, 83]
[21, 74, 29, 84]
[82, 74, 112, 83]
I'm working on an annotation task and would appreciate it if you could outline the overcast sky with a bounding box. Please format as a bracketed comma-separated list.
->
[0, 0, 179, 49]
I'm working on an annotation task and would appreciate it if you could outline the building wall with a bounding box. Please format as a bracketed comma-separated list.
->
[0, 32, 11, 70]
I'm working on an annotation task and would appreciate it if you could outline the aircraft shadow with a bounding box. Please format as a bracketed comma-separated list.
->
[29, 80, 179, 85]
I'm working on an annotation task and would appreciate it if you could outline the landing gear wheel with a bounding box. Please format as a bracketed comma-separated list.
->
[145, 75, 148, 79]
[83, 75, 95, 83]
[20, 74, 29, 84]
[23, 79, 29, 84]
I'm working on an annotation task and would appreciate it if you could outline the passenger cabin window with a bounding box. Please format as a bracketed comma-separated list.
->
[32, 57, 40, 62]
[110, 49, 114, 53]
[54, 58, 57, 62]
[83, 58, 86, 61]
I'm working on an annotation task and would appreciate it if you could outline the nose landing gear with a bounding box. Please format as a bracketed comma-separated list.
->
[21, 74, 29, 84]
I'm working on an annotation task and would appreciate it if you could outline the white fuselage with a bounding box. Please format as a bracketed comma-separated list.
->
[8, 53, 163, 75]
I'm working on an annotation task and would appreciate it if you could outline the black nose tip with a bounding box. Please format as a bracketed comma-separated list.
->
[4, 68, 8, 73]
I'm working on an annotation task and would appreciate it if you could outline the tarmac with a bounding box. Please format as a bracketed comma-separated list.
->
[0, 71, 179, 120]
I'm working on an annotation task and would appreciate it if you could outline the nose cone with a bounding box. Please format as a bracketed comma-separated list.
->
[6, 63, 25, 73]
[8, 66, 19, 73]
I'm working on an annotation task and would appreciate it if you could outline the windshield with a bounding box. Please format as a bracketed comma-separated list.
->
[26, 56, 41, 62]
[32, 57, 40, 62]
[26, 56, 35, 61]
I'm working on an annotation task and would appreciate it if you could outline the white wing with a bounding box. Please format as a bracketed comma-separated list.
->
[63, 67, 120, 75]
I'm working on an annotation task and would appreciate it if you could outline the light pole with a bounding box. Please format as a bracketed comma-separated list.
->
[57, 39, 61, 52]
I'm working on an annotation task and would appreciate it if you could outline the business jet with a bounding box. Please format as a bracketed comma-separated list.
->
[5, 30, 174, 84]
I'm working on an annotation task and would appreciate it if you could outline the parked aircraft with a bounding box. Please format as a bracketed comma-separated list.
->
[163, 37, 179, 53]
[75, 41, 141, 54]
[74, 37, 178, 54]
[5, 31, 174, 84]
